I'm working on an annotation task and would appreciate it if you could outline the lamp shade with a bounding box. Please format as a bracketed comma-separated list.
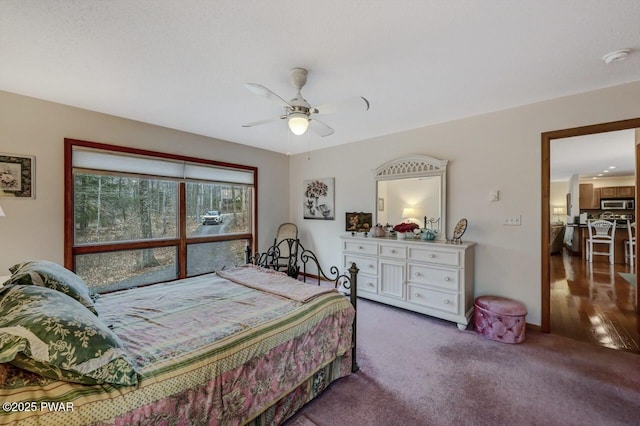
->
[0, 205, 4, 217]
[288, 113, 309, 135]
[553, 206, 565, 215]
[401, 207, 415, 219]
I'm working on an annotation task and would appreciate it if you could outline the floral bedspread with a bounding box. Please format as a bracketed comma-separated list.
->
[0, 270, 354, 425]
[216, 264, 337, 302]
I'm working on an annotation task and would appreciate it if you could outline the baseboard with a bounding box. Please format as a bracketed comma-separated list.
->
[526, 323, 542, 332]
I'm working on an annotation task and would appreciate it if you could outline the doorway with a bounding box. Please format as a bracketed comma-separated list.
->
[541, 118, 640, 346]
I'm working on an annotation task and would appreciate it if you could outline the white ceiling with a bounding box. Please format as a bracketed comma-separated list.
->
[1, 0, 640, 158]
[550, 129, 636, 182]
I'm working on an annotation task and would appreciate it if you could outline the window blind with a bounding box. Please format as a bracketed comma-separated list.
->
[73, 149, 254, 185]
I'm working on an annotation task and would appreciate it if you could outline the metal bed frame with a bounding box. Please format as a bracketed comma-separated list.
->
[246, 239, 360, 372]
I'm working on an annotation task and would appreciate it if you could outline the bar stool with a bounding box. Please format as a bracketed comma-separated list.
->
[625, 221, 636, 271]
[586, 219, 616, 264]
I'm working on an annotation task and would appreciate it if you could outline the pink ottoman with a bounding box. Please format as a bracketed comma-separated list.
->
[474, 296, 527, 344]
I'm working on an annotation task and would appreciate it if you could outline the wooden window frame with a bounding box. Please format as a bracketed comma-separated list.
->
[64, 138, 258, 279]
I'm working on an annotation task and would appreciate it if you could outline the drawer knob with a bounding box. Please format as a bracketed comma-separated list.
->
[444, 276, 450, 281]
[358, 246, 364, 250]
[368, 282, 374, 287]
[414, 272, 422, 277]
[443, 299, 450, 304]
[391, 249, 396, 253]
[368, 264, 375, 269]
[429, 253, 436, 258]
[414, 293, 421, 298]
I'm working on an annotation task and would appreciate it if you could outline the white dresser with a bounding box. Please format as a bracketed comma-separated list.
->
[341, 235, 475, 329]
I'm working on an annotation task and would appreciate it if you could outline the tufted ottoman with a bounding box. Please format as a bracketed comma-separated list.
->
[474, 296, 527, 344]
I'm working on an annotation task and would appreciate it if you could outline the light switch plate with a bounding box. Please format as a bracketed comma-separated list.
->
[503, 215, 521, 226]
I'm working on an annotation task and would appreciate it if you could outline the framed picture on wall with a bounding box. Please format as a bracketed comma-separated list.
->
[0, 153, 35, 199]
[345, 212, 372, 232]
[304, 177, 335, 220]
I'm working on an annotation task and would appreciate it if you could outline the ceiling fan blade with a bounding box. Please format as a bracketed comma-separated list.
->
[309, 118, 335, 137]
[244, 83, 291, 108]
[312, 96, 370, 115]
[242, 116, 285, 128]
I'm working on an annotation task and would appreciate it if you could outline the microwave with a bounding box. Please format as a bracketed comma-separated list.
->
[600, 199, 635, 210]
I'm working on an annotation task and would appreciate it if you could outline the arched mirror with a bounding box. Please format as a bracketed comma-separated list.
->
[375, 155, 448, 239]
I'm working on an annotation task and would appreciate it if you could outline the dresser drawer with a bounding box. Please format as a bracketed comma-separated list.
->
[407, 264, 459, 291]
[408, 246, 460, 267]
[379, 243, 407, 259]
[343, 254, 377, 275]
[343, 240, 378, 256]
[407, 285, 458, 314]
[356, 273, 378, 295]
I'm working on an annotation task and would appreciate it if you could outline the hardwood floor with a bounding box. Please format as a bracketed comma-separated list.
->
[550, 248, 638, 353]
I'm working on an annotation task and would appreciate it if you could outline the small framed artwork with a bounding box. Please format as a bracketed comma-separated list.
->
[346, 212, 373, 232]
[304, 177, 335, 220]
[0, 153, 35, 199]
[378, 197, 384, 211]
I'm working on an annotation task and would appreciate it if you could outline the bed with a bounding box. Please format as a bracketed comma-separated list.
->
[0, 256, 358, 425]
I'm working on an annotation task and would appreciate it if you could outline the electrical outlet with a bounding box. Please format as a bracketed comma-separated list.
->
[503, 215, 521, 226]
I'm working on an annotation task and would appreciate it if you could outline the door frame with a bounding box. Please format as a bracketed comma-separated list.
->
[541, 117, 640, 333]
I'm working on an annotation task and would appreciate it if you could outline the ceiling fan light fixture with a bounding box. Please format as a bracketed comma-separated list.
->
[243, 67, 367, 138]
[288, 113, 309, 135]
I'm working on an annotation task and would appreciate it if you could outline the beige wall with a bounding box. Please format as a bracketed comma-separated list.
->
[289, 80, 640, 326]
[3, 80, 639, 326]
[550, 182, 569, 223]
[0, 90, 289, 272]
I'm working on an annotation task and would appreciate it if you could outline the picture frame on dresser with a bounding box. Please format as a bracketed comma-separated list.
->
[346, 212, 373, 232]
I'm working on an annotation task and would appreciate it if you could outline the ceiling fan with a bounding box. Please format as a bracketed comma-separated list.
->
[242, 67, 370, 137]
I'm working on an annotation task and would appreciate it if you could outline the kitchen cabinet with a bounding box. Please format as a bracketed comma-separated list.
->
[341, 235, 475, 330]
[579, 184, 600, 209]
[600, 187, 616, 198]
[592, 187, 601, 208]
[600, 186, 635, 199]
[581, 185, 634, 208]
[616, 186, 635, 198]
[570, 226, 582, 254]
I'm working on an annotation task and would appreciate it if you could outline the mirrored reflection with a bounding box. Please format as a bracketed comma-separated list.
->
[377, 176, 441, 229]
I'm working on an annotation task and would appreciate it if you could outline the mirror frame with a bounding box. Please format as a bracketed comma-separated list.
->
[375, 155, 448, 240]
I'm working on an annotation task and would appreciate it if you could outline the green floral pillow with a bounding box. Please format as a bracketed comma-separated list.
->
[0, 285, 137, 386]
[6, 260, 98, 316]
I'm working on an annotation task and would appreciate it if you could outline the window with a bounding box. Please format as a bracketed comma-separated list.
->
[74, 174, 179, 244]
[185, 181, 252, 236]
[65, 139, 257, 293]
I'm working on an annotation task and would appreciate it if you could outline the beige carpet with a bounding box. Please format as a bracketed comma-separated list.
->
[285, 298, 640, 426]
[285, 414, 317, 426]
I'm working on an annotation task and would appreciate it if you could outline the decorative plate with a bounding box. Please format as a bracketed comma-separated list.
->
[452, 218, 468, 241]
